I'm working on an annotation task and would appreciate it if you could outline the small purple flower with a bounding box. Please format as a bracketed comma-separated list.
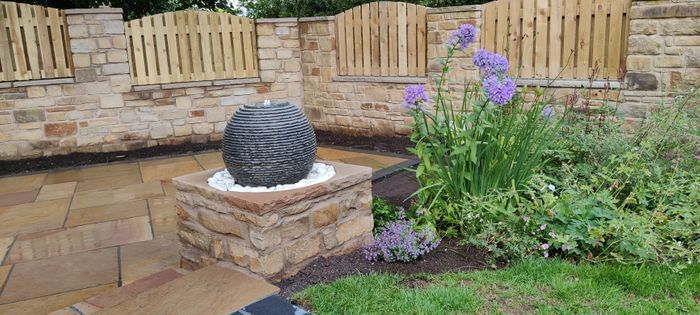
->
[363, 210, 440, 263]
[544, 251, 549, 258]
[482, 75, 516, 105]
[403, 84, 429, 110]
[448, 24, 477, 50]
[549, 232, 556, 238]
[473, 49, 510, 76]
[523, 216, 530, 223]
[542, 243, 550, 250]
[543, 107, 554, 119]
[540, 224, 547, 231]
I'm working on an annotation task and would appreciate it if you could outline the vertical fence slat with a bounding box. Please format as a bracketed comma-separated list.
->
[388, 2, 398, 76]
[495, 0, 508, 55]
[188, 12, 203, 79]
[353, 6, 363, 75]
[361, 4, 371, 76]
[176, 12, 191, 82]
[379, 2, 389, 76]
[7, 4, 28, 80]
[607, 0, 624, 79]
[482, 2, 496, 52]
[143, 16, 159, 83]
[336, 12, 347, 76]
[370, 2, 380, 76]
[0, 3, 14, 81]
[533, 0, 548, 78]
[19, 4, 40, 79]
[129, 20, 146, 84]
[230, 16, 245, 78]
[219, 14, 234, 79]
[49, 8, 68, 77]
[35, 6, 54, 78]
[397, 2, 407, 76]
[210, 14, 224, 79]
[576, 0, 592, 79]
[199, 13, 214, 76]
[520, 0, 534, 77]
[548, 0, 563, 78]
[416, 5, 426, 76]
[561, 0, 577, 78]
[507, 0, 521, 77]
[241, 17, 256, 76]
[153, 14, 170, 82]
[591, 0, 608, 77]
[344, 10, 355, 76]
[164, 13, 181, 82]
[407, 4, 417, 76]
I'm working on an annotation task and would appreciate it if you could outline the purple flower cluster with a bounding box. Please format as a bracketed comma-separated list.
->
[403, 84, 429, 110]
[473, 49, 510, 77]
[448, 24, 478, 50]
[364, 212, 440, 263]
[543, 107, 554, 119]
[482, 75, 516, 106]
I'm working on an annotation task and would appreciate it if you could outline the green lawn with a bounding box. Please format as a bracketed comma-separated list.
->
[294, 259, 700, 314]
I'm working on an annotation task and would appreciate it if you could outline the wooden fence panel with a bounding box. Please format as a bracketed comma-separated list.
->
[125, 10, 258, 85]
[335, 1, 427, 77]
[0, 1, 73, 82]
[482, 0, 631, 80]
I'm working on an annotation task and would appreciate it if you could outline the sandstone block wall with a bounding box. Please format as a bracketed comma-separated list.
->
[0, 10, 301, 160]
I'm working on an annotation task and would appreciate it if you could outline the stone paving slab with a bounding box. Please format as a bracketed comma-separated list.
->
[0, 198, 71, 238]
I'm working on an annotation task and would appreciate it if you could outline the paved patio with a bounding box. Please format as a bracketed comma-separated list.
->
[0, 146, 410, 314]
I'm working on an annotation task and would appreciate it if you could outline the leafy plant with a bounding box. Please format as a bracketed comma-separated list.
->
[371, 197, 402, 232]
[364, 210, 441, 262]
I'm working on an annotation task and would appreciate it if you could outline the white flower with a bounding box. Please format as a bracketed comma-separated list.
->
[547, 184, 556, 192]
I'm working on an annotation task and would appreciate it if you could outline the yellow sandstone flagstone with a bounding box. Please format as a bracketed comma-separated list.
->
[148, 197, 178, 237]
[193, 152, 225, 170]
[0, 198, 71, 238]
[0, 173, 46, 195]
[75, 172, 143, 192]
[35, 182, 77, 201]
[44, 163, 140, 185]
[97, 264, 279, 315]
[0, 248, 118, 304]
[0, 284, 116, 315]
[119, 238, 181, 285]
[0, 237, 13, 262]
[139, 156, 203, 182]
[65, 199, 149, 228]
[5, 216, 153, 264]
[70, 181, 163, 210]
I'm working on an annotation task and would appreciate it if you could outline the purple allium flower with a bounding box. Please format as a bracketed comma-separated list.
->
[473, 49, 510, 76]
[549, 232, 556, 238]
[482, 75, 516, 105]
[523, 216, 530, 223]
[540, 224, 547, 231]
[544, 251, 549, 258]
[448, 24, 477, 50]
[543, 107, 554, 119]
[542, 243, 550, 250]
[403, 84, 429, 110]
[363, 211, 441, 263]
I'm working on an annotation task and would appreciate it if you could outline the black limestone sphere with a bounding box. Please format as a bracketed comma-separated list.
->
[222, 101, 317, 187]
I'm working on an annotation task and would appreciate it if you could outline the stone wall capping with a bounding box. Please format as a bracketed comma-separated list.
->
[64, 8, 124, 15]
[332, 76, 429, 84]
[213, 78, 262, 86]
[255, 17, 299, 24]
[631, 2, 700, 19]
[12, 77, 75, 87]
[516, 78, 623, 89]
[299, 16, 335, 22]
[426, 5, 482, 14]
[172, 161, 372, 215]
[160, 81, 213, 90]
[132, 84, 161, 92]
[0, 82, 11, 89]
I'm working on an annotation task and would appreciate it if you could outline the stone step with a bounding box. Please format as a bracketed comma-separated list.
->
[95, 263, 279, 315]
[49, 268, 190, 314]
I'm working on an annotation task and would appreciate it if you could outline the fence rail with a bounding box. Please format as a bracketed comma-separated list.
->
[125, 11, 258, 85]
[482, 0, 632, 80]
[0, 1, 73, 82]
[336, 2, 427, 77]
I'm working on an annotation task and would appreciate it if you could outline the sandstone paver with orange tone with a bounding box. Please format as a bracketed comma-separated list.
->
[0, 146, 411, 313]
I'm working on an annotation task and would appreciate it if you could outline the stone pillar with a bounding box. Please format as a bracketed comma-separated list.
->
[173, 161, 374, 280]
[623, 0, 700, 125]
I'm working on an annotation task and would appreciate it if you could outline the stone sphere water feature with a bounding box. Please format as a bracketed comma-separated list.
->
[222, 101, 316, 187]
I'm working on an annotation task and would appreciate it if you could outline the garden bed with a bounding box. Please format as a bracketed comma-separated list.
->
[275, 238, 495, 298]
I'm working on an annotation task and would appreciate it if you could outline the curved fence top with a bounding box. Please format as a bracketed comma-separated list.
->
[125, 10, 258, 85]
[335, 2, 427, 77]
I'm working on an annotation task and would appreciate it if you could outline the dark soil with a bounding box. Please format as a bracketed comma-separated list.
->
[275, 239, 494, 299]
[371, 170, 419, 208]
[315, 130, 413, 156]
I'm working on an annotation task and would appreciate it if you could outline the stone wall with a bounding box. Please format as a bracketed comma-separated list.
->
[0, 10, 301, 160]
[623, 0, 700, 126]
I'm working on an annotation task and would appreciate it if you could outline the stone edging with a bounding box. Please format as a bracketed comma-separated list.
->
[255, 17, 298, 23]
[298, 16, 335, 22]
[631, 2, 700, 19]
[332, 76, 428, 84]
[5, 77, 75, 88]
[426, 5, 481, 14]
[516, 78, 623, 89]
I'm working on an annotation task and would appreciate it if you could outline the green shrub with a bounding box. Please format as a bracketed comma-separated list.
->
[371, 197, 402, 232]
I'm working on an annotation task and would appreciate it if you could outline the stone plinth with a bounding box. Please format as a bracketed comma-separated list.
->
[172, 161, 373, 280]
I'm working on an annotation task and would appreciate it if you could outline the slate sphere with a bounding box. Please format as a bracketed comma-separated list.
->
[222, 101, 317, 187]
